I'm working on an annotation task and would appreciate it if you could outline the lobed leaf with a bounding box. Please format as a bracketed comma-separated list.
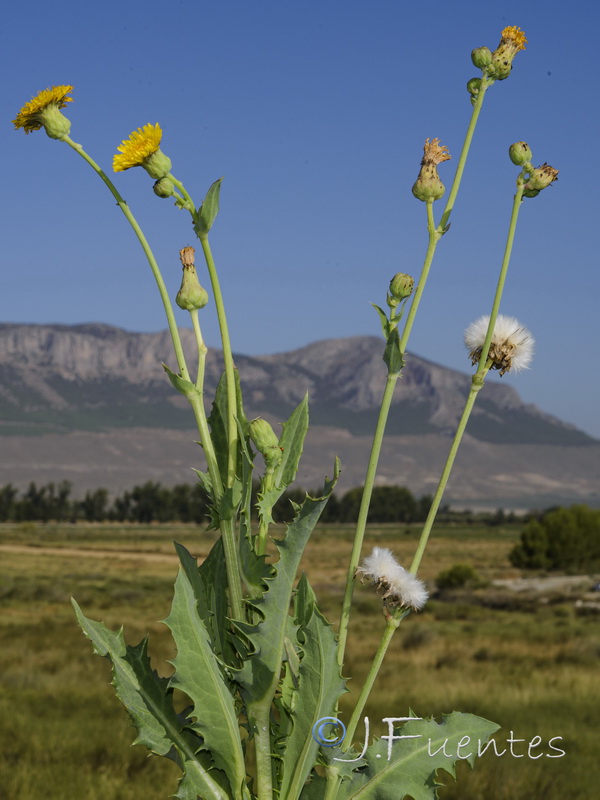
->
[277, 575, 347, 800]
[72, 599, 229, 800]
[164, 569, 247, 799]
[345, 712, 501, 800]
[236, 461, 340, 707]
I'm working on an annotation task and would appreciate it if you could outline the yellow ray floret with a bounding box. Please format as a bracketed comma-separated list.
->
[501, 26, 527, 51]
[13, 85, 74, 133]
[113, 123, 163, 172]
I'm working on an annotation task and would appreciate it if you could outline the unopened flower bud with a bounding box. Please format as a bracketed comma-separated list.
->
[412, 138, 451, 203]
[176, 248, 208, 311]
[491, 26, 527, 80]
[471, 47, 492, 69]
[248, 418, 283, 468]
[389, 273, 414, 303]
[523, 163, 559, 198]
[466, 78, 482, 98]
[153, 177, 175, 198]
[509, 141, 533, 166]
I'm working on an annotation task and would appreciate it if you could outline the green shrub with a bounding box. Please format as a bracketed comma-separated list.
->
[510, 504, 600, 572]
[435, 563, 482, 590]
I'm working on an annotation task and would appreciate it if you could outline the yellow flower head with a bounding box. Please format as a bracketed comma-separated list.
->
[13, 85, 73, 137]
[500, 26, 527, 52]
[113, 123, 172, 179]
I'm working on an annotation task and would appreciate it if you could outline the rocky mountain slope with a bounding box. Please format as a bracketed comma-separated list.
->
[0, 323, 598, 508]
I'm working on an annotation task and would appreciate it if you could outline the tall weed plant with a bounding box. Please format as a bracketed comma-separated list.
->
[14, 25, 558, 800]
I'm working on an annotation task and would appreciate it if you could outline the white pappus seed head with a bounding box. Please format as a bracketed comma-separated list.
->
[357, 547, 429, 611]
[464, 314, 534, 375]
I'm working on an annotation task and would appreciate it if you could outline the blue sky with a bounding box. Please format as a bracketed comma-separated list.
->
[4, 0, 600, 437]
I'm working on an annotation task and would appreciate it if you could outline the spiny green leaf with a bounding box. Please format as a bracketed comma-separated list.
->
[175, 540, 238, 668]
[72, 600, 229, 800]
[236, 460, 340, 708]
[277, 574, 347, 800]
[174, 758, 231, 800]
[274, 394, 309, 488]
[164, 569, 247, 798]
[346, 712, 501, 800]
[208, 371, 230, 487]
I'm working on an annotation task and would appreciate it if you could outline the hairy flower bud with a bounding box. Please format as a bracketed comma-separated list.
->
[509, 141, 533, 167]
[412, 138, 451, 203]
[389, 273, 414, 303]
[248, 418, 283, 468]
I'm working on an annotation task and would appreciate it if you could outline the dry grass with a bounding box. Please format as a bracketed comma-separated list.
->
[0, 522, 597, 799]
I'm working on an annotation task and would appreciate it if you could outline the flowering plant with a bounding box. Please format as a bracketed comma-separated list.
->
[14, 26, 556, 800]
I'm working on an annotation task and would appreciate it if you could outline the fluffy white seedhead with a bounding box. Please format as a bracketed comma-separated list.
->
[464, 314, 534, 375]
[357, 547, 428, 611]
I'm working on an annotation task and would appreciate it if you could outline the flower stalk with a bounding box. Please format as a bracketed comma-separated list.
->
[410, 178, 527, 575]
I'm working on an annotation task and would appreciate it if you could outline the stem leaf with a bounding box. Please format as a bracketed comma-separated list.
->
[277, 574, 347, 800]
[195, 177, 223, 235]
[346, 713, 501, 800]
[72, 599, 230, 800]
[164, 568, 247, 798]
[237, 461, 340, 705]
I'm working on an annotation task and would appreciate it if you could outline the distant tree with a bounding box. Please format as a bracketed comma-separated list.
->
[510, 504, 600, 572]
[0, 484, 18, 522]
[338, 485, 420, 523]
[79, 488, 109, 522]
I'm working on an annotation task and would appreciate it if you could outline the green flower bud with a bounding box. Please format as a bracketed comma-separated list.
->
[509, 141, 533, 166]
[153, 177, 175, 198]
[523, 163, 559, 198]
[142, 148, 173, 180]
[176, 247, 208, 311]
[466, 77, 482, 98]
[471, 47, 492, 69]
[248, 418, 283, 468]
[389, 273, 414, 303]
[412, 138, 450, 203]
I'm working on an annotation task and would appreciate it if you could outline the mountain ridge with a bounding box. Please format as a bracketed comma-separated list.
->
[0, 323, 598, 508]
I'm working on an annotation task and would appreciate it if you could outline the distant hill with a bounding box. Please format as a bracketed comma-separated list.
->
[0, 323, 599, 508]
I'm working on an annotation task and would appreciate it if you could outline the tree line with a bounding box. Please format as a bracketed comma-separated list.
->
[0, 480, 436, 525]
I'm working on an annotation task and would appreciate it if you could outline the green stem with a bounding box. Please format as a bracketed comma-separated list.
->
[437, 79, 491, 234]
[190, 308, 207, 391]
[62, 136, 191, 382]
[398, 201, 439, 353]
[410, 180, 526, 575]
[256, 467, 275, 556]
[344, 612, 401, 747]
[62, 137, 245, 619]
[198, 234, 239, 489]
[409, 363, 490, 575]
[249, 703, 273, 800]
[336, 83, 493, 669]
[336, 370, 399, 665]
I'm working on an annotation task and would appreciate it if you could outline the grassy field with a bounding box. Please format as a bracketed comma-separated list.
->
[0, 521, 598, 799]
